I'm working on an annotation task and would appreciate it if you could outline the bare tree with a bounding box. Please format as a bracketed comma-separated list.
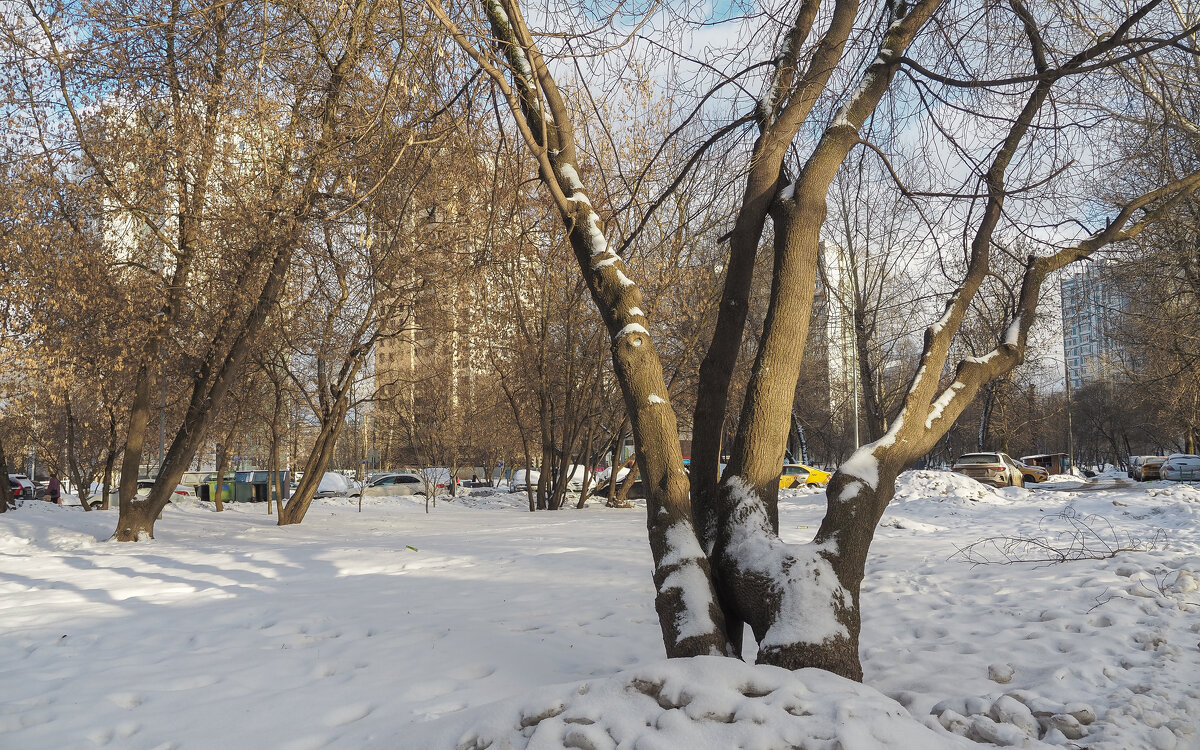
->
[433, 0, 1200, 681]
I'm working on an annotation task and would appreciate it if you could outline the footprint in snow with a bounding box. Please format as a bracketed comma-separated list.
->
[109, 692, 143, 709]
[323, 703, 372, 727]
[449, 664, 496, 681]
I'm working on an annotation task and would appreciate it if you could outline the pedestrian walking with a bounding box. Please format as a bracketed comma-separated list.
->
[47, 472, 62, 505]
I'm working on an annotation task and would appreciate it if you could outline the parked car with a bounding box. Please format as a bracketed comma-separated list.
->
[173, 471, 212, 501]
[1128, 455, 1145, 479]
[778, 462, 832, 489]
[951, 452, 1025, 488]
[419, 467, 459, 493]
[7, 474, 34, 502]
[597, 465, 632, 484]
[355, 472, 426, 498]
[316, 471, 352, 497]
[1015, 461, 1048, 484]
[564, 464, 589, 493]
[509, 469, 540, 492]
[181, 471, 212, 489]
[1136, 456, 1167, 481]
[136, 478, 193, 501]
[1160, 454, 1200, 482]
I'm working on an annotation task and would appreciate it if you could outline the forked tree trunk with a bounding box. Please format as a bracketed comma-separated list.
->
[439, 0, 1200, 680]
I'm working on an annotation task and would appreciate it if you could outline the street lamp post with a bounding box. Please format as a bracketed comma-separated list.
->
[1064, 369, 1075, 474]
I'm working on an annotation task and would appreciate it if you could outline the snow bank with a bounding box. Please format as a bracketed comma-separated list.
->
[892, 469, 1009, 504]
[406, 656, 971, 750]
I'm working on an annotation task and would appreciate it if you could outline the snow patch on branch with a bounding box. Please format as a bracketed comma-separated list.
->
[628, 307, 644, 317]
[723, 478, 849, 646]
[876, 414, 903, 450]
[929, 300, 955, 337]
[962, 351, 1000, 366]
[839, 447, 880, 491]
[831, 60, 885, 130]
[592, 255, 618, 269]
[925, 381, 966, 429]
[1003, 315, 1021, 347]
[616, 323, 649, 340]
[648, 394, 665, 405]
[487, 0, 535, 83]
[558, 163, 585, 192]
[581, 213, 608, 256]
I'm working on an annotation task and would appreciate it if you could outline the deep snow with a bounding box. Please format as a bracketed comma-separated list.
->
[1, 470, 1198, 749]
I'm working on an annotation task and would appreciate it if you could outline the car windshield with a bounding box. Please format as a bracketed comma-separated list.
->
[956, 454, 1000, 464]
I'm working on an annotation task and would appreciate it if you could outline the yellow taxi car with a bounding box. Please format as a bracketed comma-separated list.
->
[779, 463, 832, 488]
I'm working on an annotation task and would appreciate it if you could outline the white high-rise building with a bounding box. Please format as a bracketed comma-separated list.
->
[819, 241, 859, 429]
[1061, 265, 1126, 390]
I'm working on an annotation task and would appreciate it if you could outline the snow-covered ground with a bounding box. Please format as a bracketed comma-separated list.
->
[1, 470, 1197, 749]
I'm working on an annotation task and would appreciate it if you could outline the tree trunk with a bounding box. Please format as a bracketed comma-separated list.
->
[101, 452, 116, 511]
[495, 366, 535, 511]
[278, 383, 353, 526]
[64, 394, 92, 509]
[855, 309, 886, 442]
[99, 406, 120, 510]
[523, 456, 535, 512]
[612, 458, 638, 508]
[116, 367, 154, 518]
[267, 434, 280, 515]
[212, 442, 229, 513]
[536, 389, 553, 510]
[0, 436, 11, 512]
[606, 421, 627, 507]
